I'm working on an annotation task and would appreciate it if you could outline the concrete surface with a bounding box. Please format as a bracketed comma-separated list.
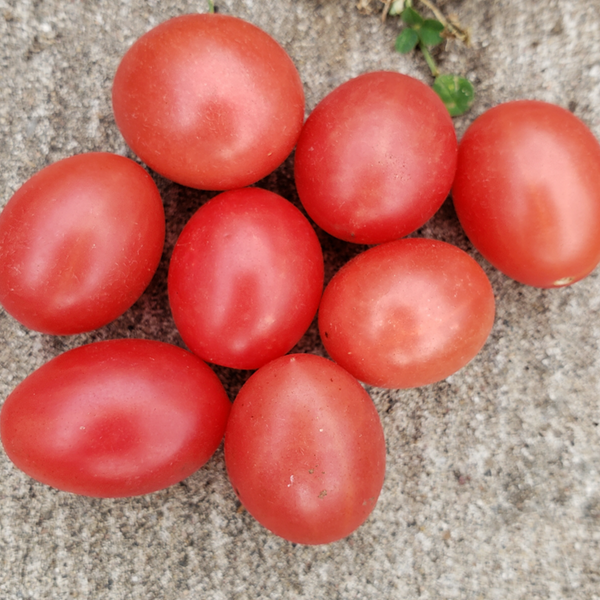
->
[2, 0, 600, 598]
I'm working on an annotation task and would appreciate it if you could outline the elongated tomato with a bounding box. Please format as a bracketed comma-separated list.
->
[224, 354, 386, 545]
[452, 100, 600, 288]
[319, 239, 495, 389]
[0, 153, 165, 335]
[0, 339, 231, 498]
[112, 14, 304, 190]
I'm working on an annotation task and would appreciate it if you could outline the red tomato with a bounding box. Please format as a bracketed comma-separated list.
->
[224, 353, 386, 545]
[452, 100, 600, 288]
[0, 153, 164, 335]
[0, 339, 231, 498]
[294, 71, 457, 244]
[112, 14, 305, 190]
[319, 238, 495, 389]
[168, 188, 324, 370]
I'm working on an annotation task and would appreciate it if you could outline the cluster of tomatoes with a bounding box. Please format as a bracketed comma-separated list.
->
[2, 13, 600, 546]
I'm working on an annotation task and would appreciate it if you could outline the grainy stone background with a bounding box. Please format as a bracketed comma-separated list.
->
[1, 0, 600, 598]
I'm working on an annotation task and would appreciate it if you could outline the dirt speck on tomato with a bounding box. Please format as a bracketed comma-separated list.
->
[553, 276, 575, 286]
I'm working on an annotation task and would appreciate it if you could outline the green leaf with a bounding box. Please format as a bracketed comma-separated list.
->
[401, 7, 424, 27]
[395, 28, 419, 54]
[424, 19, 444, 32]
[418, 19, 444, 46]
[433, 74, 475, 116]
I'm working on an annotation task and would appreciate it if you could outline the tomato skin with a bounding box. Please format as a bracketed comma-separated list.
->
[319, 239, 495, 389]
[168, 188, 324, 370]
[0, 339, 231, 498]
[452, 100, 600, 288]
[0, 153, 165, 335]
[112, 14, 305, 190]
[294, 71, 457, 244]
[224, 353, 386, 545]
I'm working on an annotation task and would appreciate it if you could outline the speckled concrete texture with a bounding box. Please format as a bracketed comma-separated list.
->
[2, 0, 600, 598]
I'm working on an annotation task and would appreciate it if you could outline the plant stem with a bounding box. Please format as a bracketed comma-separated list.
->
[381, 0, 393, 22]
[419, 42, 439, 77]
[417, 0, 445, 24]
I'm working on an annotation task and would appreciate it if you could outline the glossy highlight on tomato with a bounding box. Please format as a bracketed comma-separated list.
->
[224, 353, 386, 545]
[0, 152, 165, 335]
[452, 100, 600, 288]
[294, 71, 457, 244]
[112, 13, 305, 190]
[168, 187, 324, 370]
[0, 339, 231, 498]
[319, 238, 496, 389]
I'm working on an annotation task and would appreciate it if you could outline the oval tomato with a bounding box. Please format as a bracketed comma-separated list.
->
[224, 353, 386, 545]
[112, 14, 305, 190]
[452, 100, 600, 288]
[0, 339, 231, 498]
[0, 153, 165, 335]
[294, 71, 457, 244]
[319, 238, 495, 389]
[168, 188, 324, 370]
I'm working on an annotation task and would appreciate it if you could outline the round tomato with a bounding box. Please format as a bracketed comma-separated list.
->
[168, 188, 324, 370]
[0, 153, 165, 335]
[0, 339, 231, 498]
[452, 100, 600, 288]
[319, 238, 495, 389]
[224, 353, 386, 545]
[112, 13, 305, 190]
[294, 71, 457, 244]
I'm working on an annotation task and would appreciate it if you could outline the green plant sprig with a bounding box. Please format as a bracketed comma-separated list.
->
[390, 0, 474, 116]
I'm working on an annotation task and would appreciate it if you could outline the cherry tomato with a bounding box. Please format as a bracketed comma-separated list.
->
[452, 100, 600, 288]
[112, 14, 305, 190]
[168, 188, 324, 370]
[0, 153, 165, 335]
[0, 339, 231, 498]
[294, 71, 457, 244]
[319, 238, 495, 389]
[224, 353, 386, 545]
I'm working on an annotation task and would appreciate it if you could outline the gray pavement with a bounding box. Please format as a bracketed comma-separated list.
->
[1, 1, 600, 598]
